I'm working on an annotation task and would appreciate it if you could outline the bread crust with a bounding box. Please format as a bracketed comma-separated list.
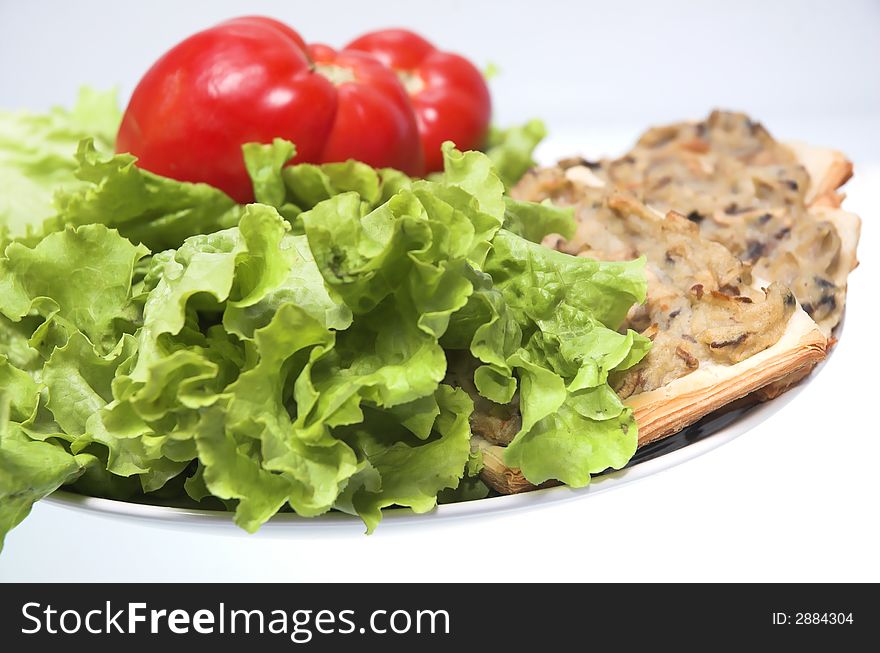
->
[628, 307, 826, 445]
[785, 141, 854, 208]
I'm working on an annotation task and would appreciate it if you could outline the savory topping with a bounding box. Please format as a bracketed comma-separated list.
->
[512, 172, 796, 397]
[583, 110, 849, 333]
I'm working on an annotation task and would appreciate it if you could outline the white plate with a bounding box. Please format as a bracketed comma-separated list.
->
[38, 130, 842, 537]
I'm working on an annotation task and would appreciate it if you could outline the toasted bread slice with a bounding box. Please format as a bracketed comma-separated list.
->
[749, 142, 858, 401]
[627, 304, 826, 445]
[476, 137, 856, 495]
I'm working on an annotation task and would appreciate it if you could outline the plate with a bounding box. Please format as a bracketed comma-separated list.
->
[41, 133, 843, 536]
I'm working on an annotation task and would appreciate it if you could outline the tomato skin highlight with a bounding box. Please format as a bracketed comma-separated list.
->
[345, 29, 492, 173]
[117, 17, 423, 202]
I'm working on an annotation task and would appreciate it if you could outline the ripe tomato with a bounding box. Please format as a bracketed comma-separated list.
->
[345, 29, 492, 173]
[117, 17, 423, 203]
[307, 43, 424, 180]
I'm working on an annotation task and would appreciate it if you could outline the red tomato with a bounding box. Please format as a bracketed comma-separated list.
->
[345, 29, 492, 173]
[117, 17, 423, 203]
[307, 43, 424, 179]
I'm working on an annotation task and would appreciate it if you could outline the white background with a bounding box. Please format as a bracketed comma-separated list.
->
[0, 0, 878, 582]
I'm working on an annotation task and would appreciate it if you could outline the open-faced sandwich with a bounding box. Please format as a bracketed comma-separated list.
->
[474, 111, 861, 493]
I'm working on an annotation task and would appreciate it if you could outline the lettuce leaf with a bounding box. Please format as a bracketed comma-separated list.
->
[339, 385, 473, 532]
[0, 353, 95, 551]
[241, 138, 412, 225]
[216, 302, 355, 525]
[0, 88, 120, 242]
[503, 197, 576, 243]
[485, 119, 547, 189]
[0, 96, 649, 546]
[482, 230, 650, 485]
[0, 427, 91, 551]
[54, 140, 240, 252]
[0, 223, 149, 353]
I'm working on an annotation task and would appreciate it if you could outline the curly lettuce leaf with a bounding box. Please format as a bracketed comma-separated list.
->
[193, 404, 291, 532]
[54, 140, 240, 252]
[219, 303, 357, 522]
[42, 331, 137, 440]
[0, 106, 650, 544]
[172, 148, 493, 528]
[0, 223, 149, 353]
[485, 119, 547, 189]
[338, 385, 473, 532]
[0, 88, 120, 242]
[0, 316, 42, 377]
[439, 141, 505, 223]
[243, 138, 299, 212]
[0, 354, 96, 551]
[443, 267, 521, 404]
[502, 197, 575, 244]
[486, 229, 647, 332]
[40, 331, 194, 490]
[242, 138, 412, 224]
[129, 204, 282, 380]
[0, 356, 39, 423]
[0, 427, 91, 552]
[88, 207, 325, 491]
[222, 231, 353, 340]
[477, 230, 649, 486]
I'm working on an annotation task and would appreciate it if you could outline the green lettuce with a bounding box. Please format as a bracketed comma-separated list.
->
[0, 88, 120, 242]
[502, 197, 576, 243]
[242, 138, 412, 226]
[0, 95, 649, 549]
[485, 119, 547, 189]
[483, 230, 649, 485]
[0, 352, 94, 550]
[0, 426, 92, 551]
[0, 224, 149, 353]
[54, 140, 240, 252]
